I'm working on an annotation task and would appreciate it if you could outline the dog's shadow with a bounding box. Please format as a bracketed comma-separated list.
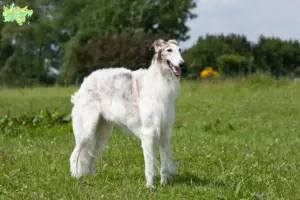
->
[163, 172, 225, 187]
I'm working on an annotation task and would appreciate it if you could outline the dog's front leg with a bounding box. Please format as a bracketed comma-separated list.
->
[159, 136, 169, 185]
[159, 133, 178, 185]
[141, 134, 156, 188]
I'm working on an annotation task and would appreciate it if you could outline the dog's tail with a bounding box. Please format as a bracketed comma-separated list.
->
[70, 91, 78, 105]
[70, 109, 97, 178]
[70, 139, 95, 178]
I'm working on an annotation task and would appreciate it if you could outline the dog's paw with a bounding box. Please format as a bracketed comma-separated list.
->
[168, 159, 179, 175]
[146, 184, 156, 191]
[160, 179, 168, 186]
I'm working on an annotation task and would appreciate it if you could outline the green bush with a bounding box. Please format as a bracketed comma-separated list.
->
[291, 66, 300, 78]
[58, 30, 167, 85]
[182, 34, 253, 78]
[0, 108, 71, 137]
[216, 54, 253, 76]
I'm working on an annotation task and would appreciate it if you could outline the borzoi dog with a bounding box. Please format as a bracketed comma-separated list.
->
[69, 39, 185, 188]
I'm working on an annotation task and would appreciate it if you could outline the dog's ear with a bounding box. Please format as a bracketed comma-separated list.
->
[150, 39, 166, 53]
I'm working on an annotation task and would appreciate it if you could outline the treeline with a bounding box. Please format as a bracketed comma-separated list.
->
[0, 0, 197, 86]
[183, 34, 300, 79]
[61, 32, 300, 83]
[1, 0, 300, 87]
[60, 30, 168, 85]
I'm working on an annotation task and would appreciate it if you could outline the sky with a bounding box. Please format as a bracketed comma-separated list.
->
[180, 0, 300, 49]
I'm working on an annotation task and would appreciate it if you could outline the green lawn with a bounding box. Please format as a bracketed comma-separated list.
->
[1, 78, 300, 200]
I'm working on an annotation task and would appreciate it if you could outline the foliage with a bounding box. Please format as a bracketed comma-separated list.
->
[183, 34, 253, 77]
[66, 30, 166, 82]
[0, 0, 65, 86]
[216, 54, 252, 76]
[52, 0, 197, 41]
[253, 35, 300, 78]
[3, 0, 300, 85]
[183, 33, 300, 79]
[292, 66, 300, 78]
[56, 0, 196, 84]
[0, 0, 197, 86]
[0, 108, 70, 135]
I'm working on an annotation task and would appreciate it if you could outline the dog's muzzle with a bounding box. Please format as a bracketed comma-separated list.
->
[179, 62, 185, 70]
[167, 60, 182, 77]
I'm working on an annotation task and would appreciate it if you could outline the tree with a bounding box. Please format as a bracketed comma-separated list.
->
[55, 0, 197, 84]
[0, 0, 63, 86]
[253, 36, 300, 78]
[182, 34, 254, 77]
[0, 0, 197, 86]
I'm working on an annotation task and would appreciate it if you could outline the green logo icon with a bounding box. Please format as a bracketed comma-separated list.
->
[3, 3, 33, 25]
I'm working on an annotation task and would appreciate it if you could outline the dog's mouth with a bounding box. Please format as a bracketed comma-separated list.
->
[167, 60, 181, 77]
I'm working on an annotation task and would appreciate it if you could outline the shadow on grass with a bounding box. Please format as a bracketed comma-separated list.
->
[167, 172, 225, 187]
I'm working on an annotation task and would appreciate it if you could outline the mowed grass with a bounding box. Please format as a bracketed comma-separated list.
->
[1, 77, 300, 199]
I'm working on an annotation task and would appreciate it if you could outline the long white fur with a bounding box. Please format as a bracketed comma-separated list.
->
[69, 39, 184, 187]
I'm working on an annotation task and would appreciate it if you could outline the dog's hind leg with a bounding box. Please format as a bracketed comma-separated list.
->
[70, 106, 101, 178]
[88, 117, 114, 174]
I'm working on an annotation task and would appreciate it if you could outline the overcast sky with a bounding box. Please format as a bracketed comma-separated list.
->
[180, 0, 300, 49]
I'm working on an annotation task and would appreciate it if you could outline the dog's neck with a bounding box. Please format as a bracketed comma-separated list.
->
[145, 56, 180, 101]
[149, 55, 179, 81]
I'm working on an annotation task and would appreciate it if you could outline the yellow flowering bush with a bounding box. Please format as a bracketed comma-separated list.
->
[200, 67, 220, 78]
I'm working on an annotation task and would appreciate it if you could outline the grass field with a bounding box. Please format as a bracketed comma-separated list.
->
[1, 77, 300, 200]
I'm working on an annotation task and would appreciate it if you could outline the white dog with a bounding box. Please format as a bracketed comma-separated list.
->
[69, 39, 185, 188]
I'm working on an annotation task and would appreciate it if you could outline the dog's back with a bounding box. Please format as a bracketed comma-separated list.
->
[71, 67, 142, 127]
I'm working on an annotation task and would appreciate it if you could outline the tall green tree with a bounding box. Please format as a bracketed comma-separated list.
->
[54, 0, 197, 84]
[0, 0, 197, 86]
[182, 34, 254, 77]
[253, 35, 300, 78]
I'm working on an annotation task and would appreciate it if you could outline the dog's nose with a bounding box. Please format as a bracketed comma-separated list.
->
[179, 62, 185, 69]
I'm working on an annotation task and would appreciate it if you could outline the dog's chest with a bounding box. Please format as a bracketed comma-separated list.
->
[139, 79, 178, 131]
[140, 98, 174, 131]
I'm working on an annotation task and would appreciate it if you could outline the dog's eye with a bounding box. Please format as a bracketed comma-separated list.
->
[167, 49, 172, 52]
[179, 48, 182, 52]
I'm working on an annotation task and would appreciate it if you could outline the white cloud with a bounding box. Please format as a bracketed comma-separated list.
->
[180, 0, 300, 49]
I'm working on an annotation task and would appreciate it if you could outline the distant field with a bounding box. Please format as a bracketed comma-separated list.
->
[1, 77, 300, 199]
[0, 86, 78, 117]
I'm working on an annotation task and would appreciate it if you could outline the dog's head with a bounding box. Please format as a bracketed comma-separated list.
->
[150, 39, 185, 77]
